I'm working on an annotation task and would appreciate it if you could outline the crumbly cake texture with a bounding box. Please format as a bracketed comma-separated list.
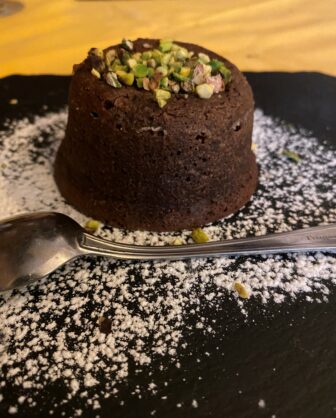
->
[0, 109, 335, 415]
[54, 38, 258, 231]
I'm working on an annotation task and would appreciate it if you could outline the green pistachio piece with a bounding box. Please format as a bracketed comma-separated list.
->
[156, 66, 168, 76]
[84, 219, 101, 233]
[172, 72, 188, 82]
[180, 66, 191, 77]
[175, 47, 189, 61]
[142, 51, 152, 60]
[91, 68, 101, 79]
[152, 49, 163, 65]
[198, 52, 210, 64]
[154, 89, 171, 108]
[121, 38, 133, 51]
[234, 282, 250, 299]
[160, 76, 169, 88]
[105, 49, 116, 66]
[127, 58, 137, 69]
[159, 39, 173, 53]
[147, 58, 157, 68]
[191, 228, 209, 244]
[111, 62, 128, 72]
[219, 66, 232, 83]
[147, 67, 155, 78]
[105, 72, 122, 88]
[209, 59, 223, 73]
[116, 70, 135, 86]
[161, 53, 172, 66]
[133, 63, 148, 78]
[121, 51, 131, 65]
[133, 52, 142, 61]
[136, 77, 144, 88]
[282, 149, 301, 163]
[196, 83, 214, 99]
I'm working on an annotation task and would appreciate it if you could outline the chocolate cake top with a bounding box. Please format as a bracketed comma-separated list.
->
[80, 38, 232, 108]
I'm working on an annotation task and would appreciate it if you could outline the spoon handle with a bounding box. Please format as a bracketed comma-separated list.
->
[79, 223, 336, 261]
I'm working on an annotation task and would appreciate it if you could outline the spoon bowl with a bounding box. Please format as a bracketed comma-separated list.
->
[0, 212, 83, 291]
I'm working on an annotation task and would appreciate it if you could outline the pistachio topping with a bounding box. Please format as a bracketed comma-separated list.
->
[191, 228, 209, 244]
[84, 219, 101, 233]
[154, 89, 171, 108]
[87, 39, 232, 107]
[234, 282, 250, 299]
[196, 83, 214, 99]
[121, 38, 133, 51]
[282, 149, 301, 163]
[91, 68, 101, 79]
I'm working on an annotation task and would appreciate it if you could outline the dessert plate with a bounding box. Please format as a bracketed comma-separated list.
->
[0, 72, 335, 418]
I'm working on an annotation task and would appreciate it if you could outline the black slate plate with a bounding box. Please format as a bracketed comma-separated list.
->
[0, 73, 335, 418]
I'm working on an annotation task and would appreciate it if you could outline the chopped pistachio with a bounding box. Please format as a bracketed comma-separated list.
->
[152, 49, 163, 64]
[149, 78, 159, 91]
[282, 149, 301, 163]
[133, 52, 141, 61]
[127, 58, 137, 69]
[90, 38, 232, 107]
[136, 77, 144, 88]
[142, 77, 150, 90]
[209, 59, 223, 73]
[116, 70, 135, 86]
[147, 67, 155, 78]
[161, 53, 172, 66]
[172, 237, 184, 245]
[175, 47, 189, 61]
[170, 82, 180, 94]
[198, 52, 210, 64]
[154, 89, 171, 108]
[172, 72, 188, 82]
[91, 68, 101, 79]
[133, 63, 148, 78]
[121, 38, 133, 51]
[180, 66, 191, 77]
[191, 228, 209, 244]
[159, 39, 173, 53]
[105, 49, 116, 65]
[160, 76, 169, 89]
[146, 58, 157, 69]
[105, 72, 122, 88]
[142, 51, 152, 60]
[84, 219, 101, 233]
[181, 80, 194, 93]
[219, 66, 232, 83]
[120, 51, 131, 65]
[234, 282, 250, 299]
[156, 66, 168, 76]
[196, 83, 214, 99]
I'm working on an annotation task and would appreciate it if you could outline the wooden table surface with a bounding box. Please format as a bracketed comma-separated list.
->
[1, 0, 335, 78]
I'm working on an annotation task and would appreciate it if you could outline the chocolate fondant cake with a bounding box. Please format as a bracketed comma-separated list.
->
[55, 38, 258, 231]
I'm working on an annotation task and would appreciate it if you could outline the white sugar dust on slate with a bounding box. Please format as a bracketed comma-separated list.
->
[0, 109, 335, 415]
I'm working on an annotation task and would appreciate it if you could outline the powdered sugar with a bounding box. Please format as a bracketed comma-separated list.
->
[0, 109, 335, 415]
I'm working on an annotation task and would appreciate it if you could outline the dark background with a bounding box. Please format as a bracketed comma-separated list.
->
[0, 72, 335, 418]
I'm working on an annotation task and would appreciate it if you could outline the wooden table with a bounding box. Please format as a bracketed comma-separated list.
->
[1, 0, 335, 77]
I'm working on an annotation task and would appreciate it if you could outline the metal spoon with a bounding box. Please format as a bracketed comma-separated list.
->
[0, 211, 335, 292]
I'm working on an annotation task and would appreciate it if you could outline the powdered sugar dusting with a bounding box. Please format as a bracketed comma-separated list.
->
[0, 109, 335, 415]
